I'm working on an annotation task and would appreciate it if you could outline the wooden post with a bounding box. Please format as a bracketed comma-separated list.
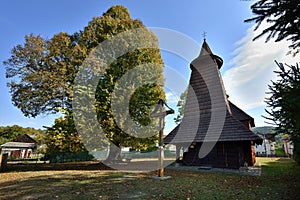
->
[150, 99, 174, 178]
[158, 99, 164, 177]
[0, 153, 8, 171]
[0, 154, 2, 171]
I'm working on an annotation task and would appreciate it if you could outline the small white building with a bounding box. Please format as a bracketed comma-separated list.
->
[254, 138, 276, 157]
[253, 127, 276, 157]
[0, 134, 37, 159]
[0, 142, 36, 159]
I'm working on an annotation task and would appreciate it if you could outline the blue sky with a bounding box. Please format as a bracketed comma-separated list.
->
[0, 0, 296, 133]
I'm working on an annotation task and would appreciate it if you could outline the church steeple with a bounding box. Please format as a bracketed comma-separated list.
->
[164, 38, 263, 169]
[200, 39, 213, 56]
[199, 39, 223, 69]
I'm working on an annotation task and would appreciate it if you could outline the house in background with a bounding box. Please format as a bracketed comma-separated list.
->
[164, 39, 262, 169]
[0, 134, 37, 159]
[252, 126, 276, 157]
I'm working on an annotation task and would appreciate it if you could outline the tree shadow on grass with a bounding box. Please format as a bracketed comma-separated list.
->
[0, 170, 153, 200]
[1, 161, 113, 173]
[2, 159, 174, 173]
[2, 158, 299, 199]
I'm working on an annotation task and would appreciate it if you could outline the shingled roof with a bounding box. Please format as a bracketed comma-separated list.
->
[229, 101, 255, 127]
[165, 112, 261, 143]
[164, 40, 262, 145]
[13, 134, 37, 144]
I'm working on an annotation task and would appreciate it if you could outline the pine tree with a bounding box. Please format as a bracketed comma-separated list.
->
[265, 61, 300, 163]
[245, 0, 300, 56]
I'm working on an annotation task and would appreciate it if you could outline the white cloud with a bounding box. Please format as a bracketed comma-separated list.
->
[165, 91, 180, 105]
[223, 22, 298, 111]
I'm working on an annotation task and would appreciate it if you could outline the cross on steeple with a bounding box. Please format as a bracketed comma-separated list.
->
[202, 31, 207, 41]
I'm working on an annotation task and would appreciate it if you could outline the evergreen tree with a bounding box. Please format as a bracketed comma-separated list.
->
[265, 61, 300, 163]
[245, 0, 300, 56]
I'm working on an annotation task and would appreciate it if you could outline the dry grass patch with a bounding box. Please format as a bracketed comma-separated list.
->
[0, 158, 299, 199]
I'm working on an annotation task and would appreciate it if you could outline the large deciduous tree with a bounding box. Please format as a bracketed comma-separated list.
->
[265, 61, 300, 163]
[81, 6, 165, 160]
[245, 0, 300, 56]
[44, 111, 86, 154]
[4, 5, 165, 159]
[4, 33, 83, 117]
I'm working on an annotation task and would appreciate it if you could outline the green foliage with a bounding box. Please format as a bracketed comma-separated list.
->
[104, 5, 131, 20]
[4, 5, 165, 156]
[80, 5, 143, 51]
[275, 147, 286, 157]
[4, 33, 84, 117]
[80, 5, 165, 153]
[47, 151, 94, 163]
[265, 61, 300, 163]
[0, 125, 43, 144]
[174, 88, 187, 124]
[44, 112, 85, 154]
[245, 0, 300, 56]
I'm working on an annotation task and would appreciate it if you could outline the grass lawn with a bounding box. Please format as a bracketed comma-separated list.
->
[0, 157, 299, 199]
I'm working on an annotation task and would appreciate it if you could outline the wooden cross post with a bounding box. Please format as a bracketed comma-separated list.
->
[151, 99, 174, 177]
[158, 99, 164, 177]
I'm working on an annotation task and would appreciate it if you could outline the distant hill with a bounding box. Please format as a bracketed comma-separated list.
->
[252, 126, 277, 135]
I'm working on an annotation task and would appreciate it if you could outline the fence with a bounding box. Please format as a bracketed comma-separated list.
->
[46, 150, 176, 163]
[121, 150, 176, 160]
[47, 151, 94, 163]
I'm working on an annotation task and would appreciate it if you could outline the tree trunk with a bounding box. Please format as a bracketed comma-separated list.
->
[106, 144, 122, 162]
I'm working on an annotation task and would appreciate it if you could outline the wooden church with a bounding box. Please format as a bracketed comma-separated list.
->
[164, 39, 262, 169]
